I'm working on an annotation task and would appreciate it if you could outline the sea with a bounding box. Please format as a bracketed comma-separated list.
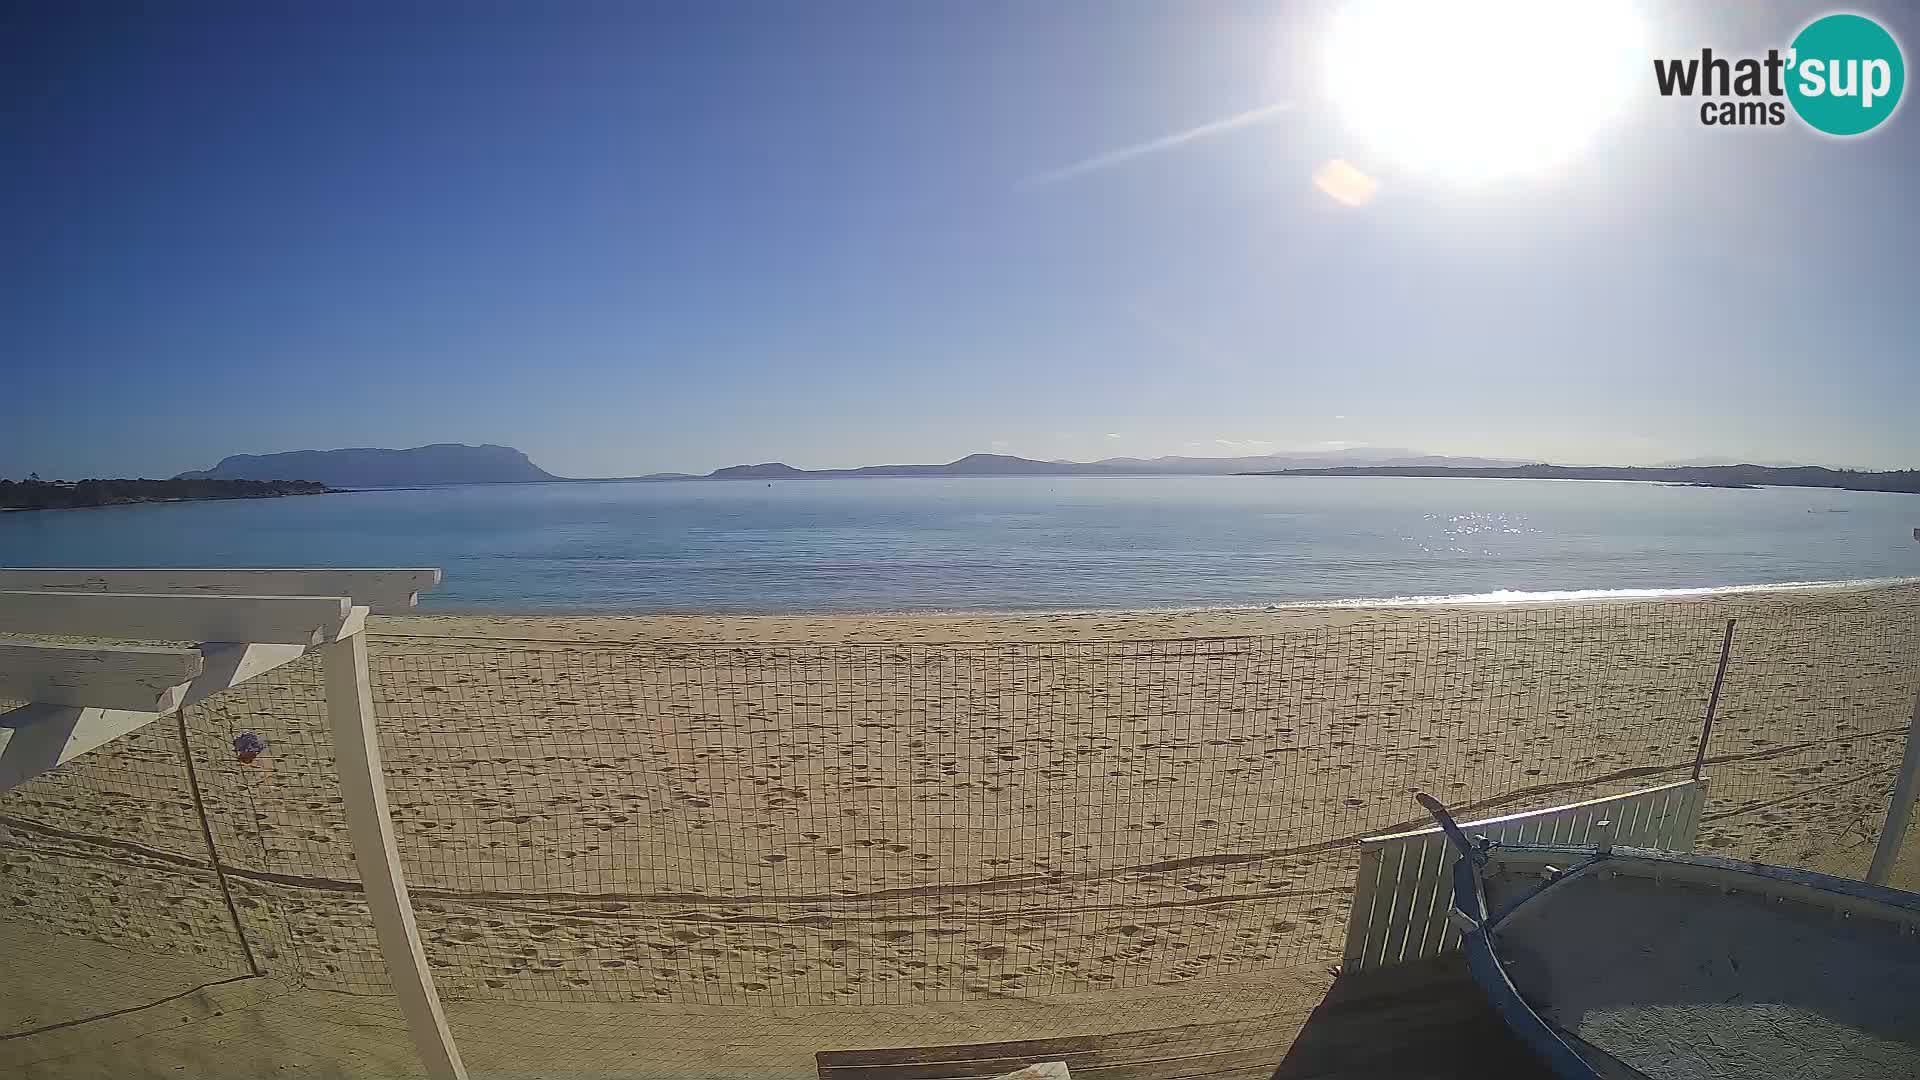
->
[3, 476, 1917, 613]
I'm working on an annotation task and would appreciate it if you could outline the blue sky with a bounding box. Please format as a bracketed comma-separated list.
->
[5, 2, 1917, 479]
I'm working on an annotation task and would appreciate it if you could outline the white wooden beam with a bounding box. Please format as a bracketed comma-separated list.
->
[0, 569, 441, 615]
[0, 592, 352, 646]
[322, 632, 467, 1080]
[0, 705, 170, 790]
[0, 637, 327, 792]
[1869, 684, 1920, 885]
[0, 641, 202, 712]
[181, 641, 313, 708]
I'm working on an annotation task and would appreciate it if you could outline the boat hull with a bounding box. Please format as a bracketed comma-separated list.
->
[1451, 845, 1920, 1079]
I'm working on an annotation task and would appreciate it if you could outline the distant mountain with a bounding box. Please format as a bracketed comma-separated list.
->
[1650, 456, 1816, 469]
[709, 462, 815, 479]
[691, 449, 1530, 480]
[1247, 463, 1920, 494]
[177, 443, 559, 487]
[170, 444, 1538, 487]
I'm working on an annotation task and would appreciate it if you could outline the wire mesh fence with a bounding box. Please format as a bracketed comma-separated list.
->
[355, 613, 1731, 1006]
[3, 598, 1917, 1027]
[1695, 606, 1920, 866]
[0, 709, 262, 1036]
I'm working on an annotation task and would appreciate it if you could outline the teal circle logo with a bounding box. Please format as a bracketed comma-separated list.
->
[1787, 13, 1905, 135]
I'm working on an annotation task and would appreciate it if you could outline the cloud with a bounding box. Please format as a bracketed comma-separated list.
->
[1214, 438, 1278, 454]
[1334, 414, 1347, 420]
[1017, 101, 1294, 190]
[1105, 432, 1121, 439]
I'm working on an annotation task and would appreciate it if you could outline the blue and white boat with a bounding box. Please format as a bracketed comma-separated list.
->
[1418, 792, 1920, 1079]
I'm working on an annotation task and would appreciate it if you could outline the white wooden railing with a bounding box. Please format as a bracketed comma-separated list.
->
[1341, 779, 1709, 974]
[0, 568, 466, 1080]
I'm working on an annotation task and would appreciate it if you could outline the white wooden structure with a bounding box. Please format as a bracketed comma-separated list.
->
[1341, 779, 1708, 974]
[0, 569, 466, 1080]
[1868, 685, 1920, 885]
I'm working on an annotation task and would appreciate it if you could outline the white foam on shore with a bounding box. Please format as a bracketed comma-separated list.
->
[417, 577, 1920, 618]
[1300, 577, 1920, 609]
[894, 576, 1920, 617]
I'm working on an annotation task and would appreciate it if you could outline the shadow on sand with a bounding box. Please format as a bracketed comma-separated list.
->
[1269, 956, 1554, 1079]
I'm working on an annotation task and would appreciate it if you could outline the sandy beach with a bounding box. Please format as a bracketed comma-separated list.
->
[4, 582, 1918, 1076]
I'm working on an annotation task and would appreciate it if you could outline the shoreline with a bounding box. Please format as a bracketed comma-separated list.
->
[398, 575, 1920, 621]
[376, 576, 1920, 644]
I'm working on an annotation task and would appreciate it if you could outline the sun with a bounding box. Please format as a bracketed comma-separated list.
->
[1322, 1, 1647, 183]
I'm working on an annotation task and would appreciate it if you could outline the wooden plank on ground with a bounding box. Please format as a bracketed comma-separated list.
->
[820, 957, 1551, 1080]
[821, 1039, 1281, 1080]
[0, 569, 440, 615]
[0, 640, 201, 712]
[0, 591, 351, 645]
[818, 1012, 1288, 1072]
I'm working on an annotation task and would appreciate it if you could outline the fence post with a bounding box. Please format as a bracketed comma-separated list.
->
[175, 705, 261, 977]
[322, 630, 468, 1080]
[1692, 619, 1736, 781]
[1868, 684, 1920, 886]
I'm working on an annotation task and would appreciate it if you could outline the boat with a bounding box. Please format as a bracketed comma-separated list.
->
[1416, 792, 1920, 1079]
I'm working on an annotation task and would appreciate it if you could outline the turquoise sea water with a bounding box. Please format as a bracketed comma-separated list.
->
[1, 476, 1916, 612]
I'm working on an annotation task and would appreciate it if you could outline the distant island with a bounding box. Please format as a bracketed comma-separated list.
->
[165, 444, 1914, 493]
[1244, 463, 1920, 494]
[692, 449, 1529, 479]
[168, 444, 1532, 486]
[1, 477, 330, 512]
[178, 443, 558, 487]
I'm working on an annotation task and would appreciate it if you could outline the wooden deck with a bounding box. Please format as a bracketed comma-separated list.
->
[817, 957, 1555, 1080]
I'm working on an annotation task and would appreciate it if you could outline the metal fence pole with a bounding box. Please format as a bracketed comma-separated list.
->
[1867, 684, 1920, 886]
[1692, 619, 1736, 781]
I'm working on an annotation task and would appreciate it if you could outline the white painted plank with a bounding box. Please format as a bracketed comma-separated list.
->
[1377, 833, 1426, 967]
[0, 591, 351, 645]
[322, 633, 466, 1079]
[1341, 848, 1384, 969]
[1398, 832, 1451, 965]
[1871, 688, 1920, 885]
[1672, 779, 1708, 853]
[0, 638, 320, 791]
[1363, 780, 1705, 846]
[0, 705, 165, 790]
[1619, 789, 1655, 846]
[0, 569, 439, 615]
[0, 640, 201, 712]
[1369, 841, 1416, 970]
[180, 641, 313, 708]
[1348, 781, 1712, 972]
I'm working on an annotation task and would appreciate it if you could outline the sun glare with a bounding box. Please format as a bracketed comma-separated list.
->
[1323, 1, 1647, 183]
